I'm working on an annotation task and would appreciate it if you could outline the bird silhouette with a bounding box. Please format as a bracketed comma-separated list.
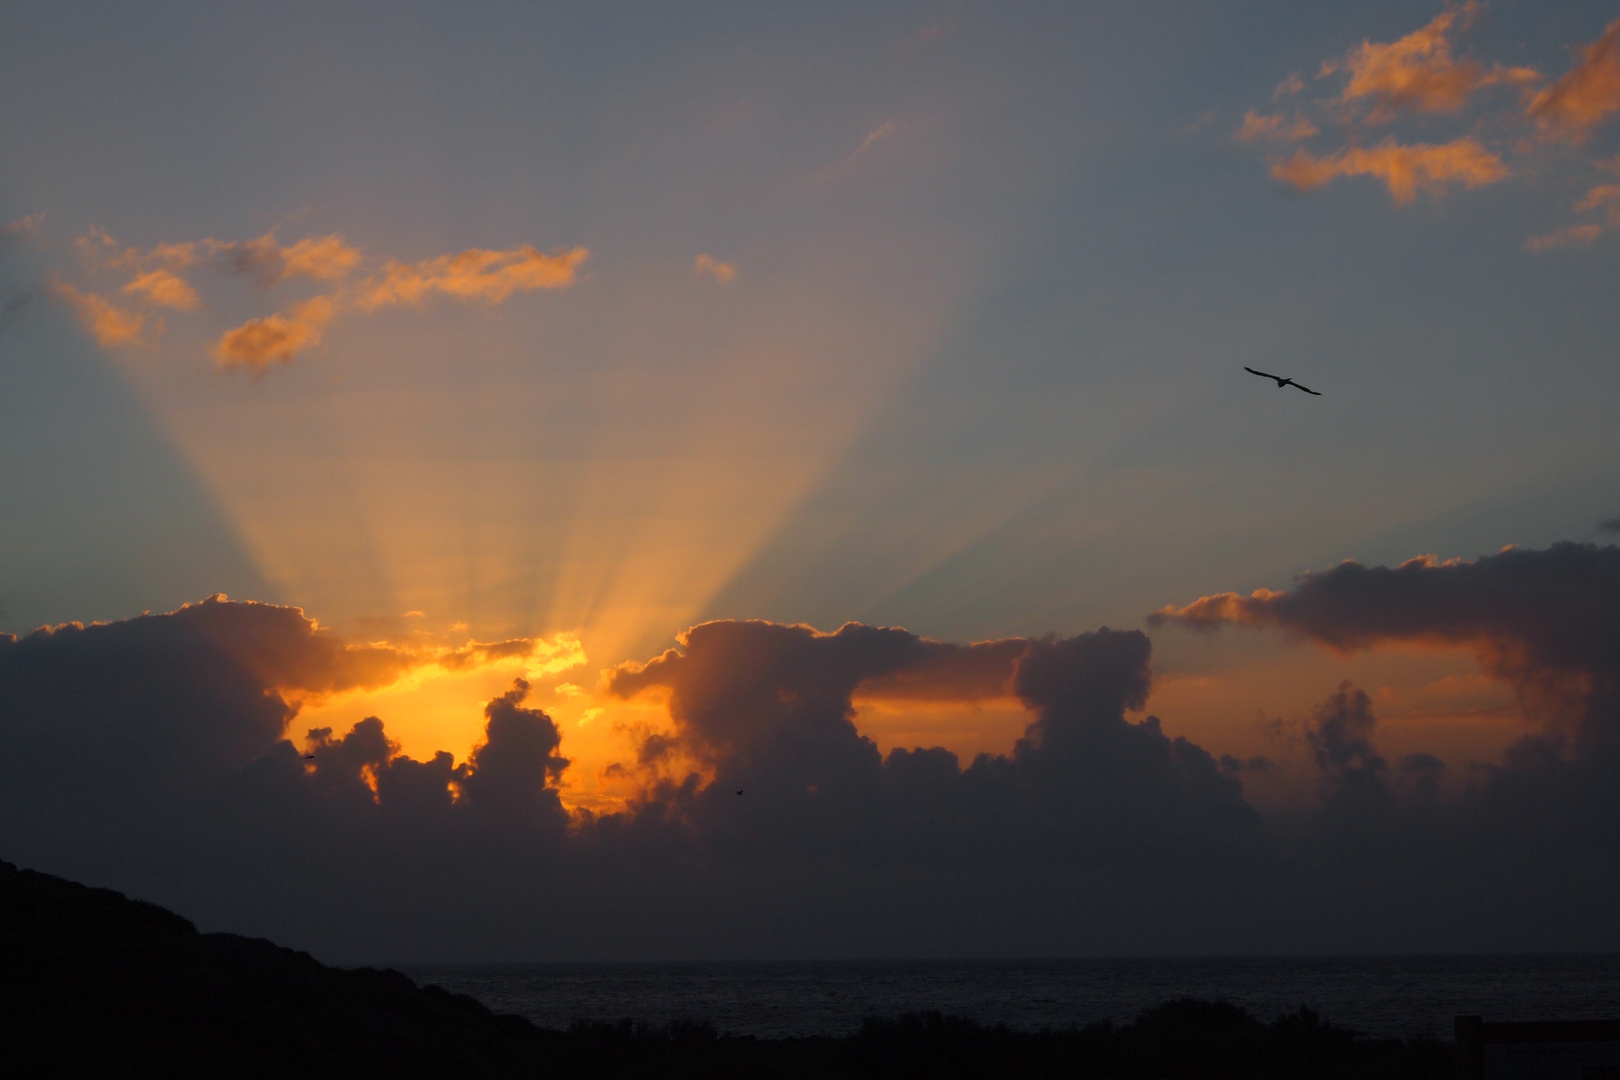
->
[736, 790, 744, 796]
[1244, 367, 1321, 395]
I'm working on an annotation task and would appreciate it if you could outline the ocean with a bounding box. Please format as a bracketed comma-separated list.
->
[401, 955, 1620, 1039]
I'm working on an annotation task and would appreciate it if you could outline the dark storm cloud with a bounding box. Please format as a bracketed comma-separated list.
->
[1601, 517, 1620, 533]
[1150, 543, 1620, 745]
[1306, 682, 1387, 800]
[606, 622, 1253, 865]
[6, 556, 1620, 961]
[1149, 544, 1620, 951]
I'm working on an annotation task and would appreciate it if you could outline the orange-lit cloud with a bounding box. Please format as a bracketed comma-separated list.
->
[856, 121, 899, 155]
[1527, 223, 1603, 252]
[692, 254, 736, 284]
[122, 268, 199, 311]
[1270, 136, 1506, 203]
[1234, 111, 1318, 144]
[1575, 183, 1620, 221]
[1526, 17, 1620, 143]
[77, 229, 200, 272]
[1151, 543, 1620, 742]
[47, 223, 588, 371]
[357, 244, 588, 310]
[1334, 3, 1538, 122]
[1, 213, 45, 240]
[214, 295, 335, 371]
[1528, 184, 1620, 251]
[212, 232, 362, 285]
[1274, 73, 1305, 98]
[49, 280, 149, 346]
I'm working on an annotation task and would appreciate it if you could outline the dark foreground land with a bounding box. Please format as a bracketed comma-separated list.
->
[1, 859, 1449, 1078]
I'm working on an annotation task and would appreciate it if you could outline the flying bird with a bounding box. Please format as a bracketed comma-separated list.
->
[736, 790, 744, 796]
[1244, 367, 1321, 395]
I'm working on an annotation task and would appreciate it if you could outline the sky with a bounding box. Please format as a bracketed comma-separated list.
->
[3, 0, 1620, 961]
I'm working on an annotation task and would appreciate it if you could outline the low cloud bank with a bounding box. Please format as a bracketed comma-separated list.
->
[4, 549, 1620, 959]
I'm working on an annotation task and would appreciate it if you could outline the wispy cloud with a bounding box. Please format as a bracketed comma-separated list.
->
[1527, 223, 1603, 252]
[50, 280, 149, 346]
[856, 121, 899, 156]
[41, 222, 588, 372]
[1527, 184, 1620, 251]
[1526, 17, 1620, 143]
[1274, 73, 1305, 99]
[122, 268, 199, 311]
[1, 213, 45, 241]
[1234, 111, 1318, 144]
[1270, 137, 1506, 203]
[1231, 5, 1620, 243]
[692, 254, 736, 285]
[214, 296, 335, 372]
[212, 232, 362, 286]
[1331, 3, 1537, 122]
[355, 245, 587, 310]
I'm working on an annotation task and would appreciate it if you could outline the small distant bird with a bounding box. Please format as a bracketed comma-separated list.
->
[736, 790, 743, 796]
[302, 754, 315, 760]
[1244, 366, 1321, 395]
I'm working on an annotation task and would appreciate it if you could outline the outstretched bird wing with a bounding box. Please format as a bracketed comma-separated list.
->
[1291, 382, 1322, 395]
[1244, 366, 1280, 381]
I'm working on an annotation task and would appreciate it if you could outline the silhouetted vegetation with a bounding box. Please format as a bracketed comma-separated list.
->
[1, 859, 1453, 1077]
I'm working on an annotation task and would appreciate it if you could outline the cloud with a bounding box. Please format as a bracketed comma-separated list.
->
[856, 121, 899, 155]
[1527, 17, 1620, 143]
[122, 269, 199, 311]
[607, 621, 1253, 864]
[1, 213, 45, 241]
[9, 586, 1620, 960]
[212, 233, 362, 286]
[456, 679, 571, 819]
[1334, 3, 1538, 122]
[1576, 183, 1620, 222]
[692, 254, 736, 285]
[357, 245, 588, 310]
[1234, 111, 1318, 144]
[1269, 137, 1507, 203]
[49, 280, 149, 346]
[1306, 682, 1388, 800]
[213, 295, 335, 372]
[213, 241, 586, 370]
[44, 227, 587, 373]
[1150, 543, 1620, 746]
[1600, 518, 1620, 533]
[1527, 223, 1603, 252]
[76, 229, 200, 272]
[1273, 74, 1305, 99]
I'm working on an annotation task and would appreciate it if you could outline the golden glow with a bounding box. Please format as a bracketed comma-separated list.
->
[290, 629, 587, 769]
[851, 694, 1030, 763]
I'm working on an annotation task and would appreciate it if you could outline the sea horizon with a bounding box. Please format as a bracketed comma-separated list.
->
[400, 953, 1620, 1040]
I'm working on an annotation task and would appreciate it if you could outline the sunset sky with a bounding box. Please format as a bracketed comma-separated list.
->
[4, 1, 1620, 961]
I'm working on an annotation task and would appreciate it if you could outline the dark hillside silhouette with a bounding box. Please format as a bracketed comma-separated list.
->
[0, 858, 1452, 1077]
[0, 859, 547, 1078]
